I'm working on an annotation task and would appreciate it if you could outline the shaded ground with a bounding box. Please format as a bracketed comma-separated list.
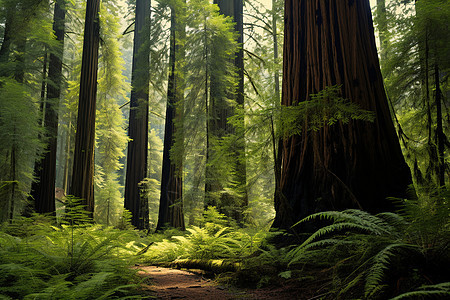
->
[137, 266, 316, 299]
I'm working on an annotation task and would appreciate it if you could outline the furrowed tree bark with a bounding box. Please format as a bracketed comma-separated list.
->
[124, 0, 151, 230]
[273, 0, 412, 231]
[70, 0, 101, 215]
[30, 0, 66, 214]
[157, 3, 185, 231]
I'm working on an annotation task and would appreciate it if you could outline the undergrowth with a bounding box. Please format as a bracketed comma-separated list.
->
[236, 187, 450, 299]
[2, 190, 448, 299]
[142, 207, 268, 264]
[0, 199, 147, 299]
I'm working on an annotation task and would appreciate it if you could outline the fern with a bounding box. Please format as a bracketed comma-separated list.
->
[0, 218, 144, 299]
[390, 282, 450, 299]
[284, 189, 450, 299]
[365, 243, 420, 298]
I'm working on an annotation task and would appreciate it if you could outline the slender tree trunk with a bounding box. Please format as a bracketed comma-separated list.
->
[233, 0, 248, 224]
[0, 6, 13, 73]
[157, 4, 186, 231]
[272, 0, 280, 102]
[124, 0, 151, 230]
[70, 0, 101, 215]
[375, 0, 387, 63]
[30, 0, 66, 214]
[8, 138, 17, 222]
[63, 114, 72, 193]
[272, 0, 282, 215]
[435, 64, 445, 186]
[273, 0, 412, 231]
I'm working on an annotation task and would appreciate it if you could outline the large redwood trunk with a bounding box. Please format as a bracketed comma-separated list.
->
[124, 0, 151, 230]
[273, 0, 412, 230]
[70, 0, 101, 214]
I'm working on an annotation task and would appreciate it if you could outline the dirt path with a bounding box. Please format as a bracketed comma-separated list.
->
[137, 266, 312, 299]
[137, 266, 249, 299]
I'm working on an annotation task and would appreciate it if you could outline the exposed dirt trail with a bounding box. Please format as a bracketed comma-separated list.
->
[137, 266, 309, 299]
[137, 266, 249, 299]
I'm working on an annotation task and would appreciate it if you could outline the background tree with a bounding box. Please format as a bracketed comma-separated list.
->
[30, 0, 66, 214]
[94, 0, 129, 226]
[380, 0, 449, 189]
[157, 0, 186, 231]
[124, 0, 151, 230]
[273, 0, 413, 231]
[0, 0, 52, 221]
[70, 0, 101, 215]
[204, 0, 240, 220]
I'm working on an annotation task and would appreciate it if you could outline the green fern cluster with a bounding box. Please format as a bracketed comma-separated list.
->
[284, 188, 450, 299]
[143, 208, 267, 264]
[0, 213, 145, 299]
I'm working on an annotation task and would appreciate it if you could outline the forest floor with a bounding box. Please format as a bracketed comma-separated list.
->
[137, 266, 312, 299]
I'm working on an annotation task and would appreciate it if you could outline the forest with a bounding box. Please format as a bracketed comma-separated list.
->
[0, 0, 449, 299]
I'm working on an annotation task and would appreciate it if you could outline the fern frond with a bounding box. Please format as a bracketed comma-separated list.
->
[300, 222, 383, 249]
[390, 282, 450, 299]
[376, 212, 408, 232]
[295, 210, 395, 237]
[214, 226, 230, 238]
[287, 238, 356, 266]
[365, 243, 420, 298]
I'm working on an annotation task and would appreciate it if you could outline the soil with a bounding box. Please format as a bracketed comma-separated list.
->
[137, 266, 316, 300]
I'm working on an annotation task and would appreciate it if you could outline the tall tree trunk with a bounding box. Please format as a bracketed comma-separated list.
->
[157, 3, 185, 231]
[273, 0, 412, 231]
[0, 6, 13, 76]
[233, 0, 248, 224]
[30, 0, 66, 214]
[8, 138, 17, 222]
[70, 0, 101, 215]
[434, 64, 445, 186]
[375, 0, 387, 63]
[205, 0, 247, 223]
[124, 0, 151, 230]
[272, 0, 282, 217]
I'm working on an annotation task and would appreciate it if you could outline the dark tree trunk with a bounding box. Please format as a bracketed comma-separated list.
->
[30, 0, 65, 214]
[157, 5, 185, 231]
[273, 0, 412, 231]
[434, 64, 445, 186]
[70, 0, 101, 215]
[205, 0, 247, 223]
[124, 0, 151, 230]
[0, 7, 13, 74]
[233, 0, 248, 224]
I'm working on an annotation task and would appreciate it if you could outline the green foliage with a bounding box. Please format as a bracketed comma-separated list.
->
[277, 85, 375, 137]
[94, 1, 130, 226]
[143, 207, 267, 263]
[282, 188, 450, 299]
[0, 214, 145, 299]
[379, 0, 450, 187]
[391, 282, 450, 299]
[0, 79, 43, 222]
